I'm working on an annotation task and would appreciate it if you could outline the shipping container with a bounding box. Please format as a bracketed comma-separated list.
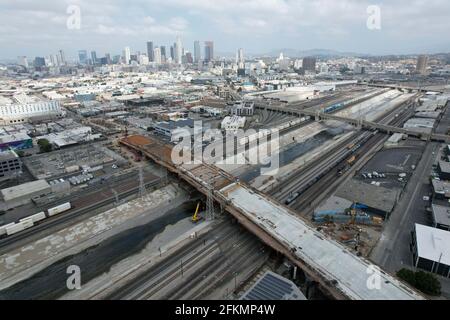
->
[47, 202, 71, 217]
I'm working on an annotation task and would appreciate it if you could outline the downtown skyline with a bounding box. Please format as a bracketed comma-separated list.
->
[1, 0, 450, 59]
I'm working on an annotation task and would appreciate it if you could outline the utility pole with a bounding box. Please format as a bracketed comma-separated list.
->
[139, 166, 145, 198]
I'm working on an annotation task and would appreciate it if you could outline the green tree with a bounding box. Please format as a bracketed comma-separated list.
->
[397, 268, 441, 296]
[37, 139, 52, 153]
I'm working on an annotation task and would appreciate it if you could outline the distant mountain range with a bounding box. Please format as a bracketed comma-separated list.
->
[262, 48, 367, 58]
[216, 48, 368, 59]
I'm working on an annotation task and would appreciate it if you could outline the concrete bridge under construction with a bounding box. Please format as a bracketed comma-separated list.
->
[120, 134, 424, 300]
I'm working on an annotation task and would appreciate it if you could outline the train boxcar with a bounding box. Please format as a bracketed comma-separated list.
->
[0, 223, 16, 236]
[47, 202, 72, 217]
[6, 223, 25, 236]
[21, 212, 46, 224]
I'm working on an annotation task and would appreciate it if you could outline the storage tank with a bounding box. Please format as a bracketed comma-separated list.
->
[47, 202, 71, 217]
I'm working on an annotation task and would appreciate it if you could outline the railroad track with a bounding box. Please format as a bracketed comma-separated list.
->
[287, 105, 414, 214]
[0, 179, 161, 253]
[105, 219, 238, 300]
[271, 98, 416, 206]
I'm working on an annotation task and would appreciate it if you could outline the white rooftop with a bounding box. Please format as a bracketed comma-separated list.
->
[415, 223, 450, 266]
[220, 183, 423, 300]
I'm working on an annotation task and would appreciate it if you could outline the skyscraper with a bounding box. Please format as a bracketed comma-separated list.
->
[194, 40, 201, 63]
[154, 47, 162, 64]
[416, 55, 429, 75]
[160, 46, 166, 63]
[17, 56, 28, 68]
[175, 36, 183, 64]
[91, 51, 97, 64]
[186, 52, 193, 64]
[58, 50, 66, 66]
[237, 48, 244, 65]
[123, 47, 131, 64]
[204, 41, 214, 63]
[302, 56, 317, 73]
[147, 41, 154, 62]
[78, 50, 88, 64]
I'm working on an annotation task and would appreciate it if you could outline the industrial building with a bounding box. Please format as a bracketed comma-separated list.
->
[0, 179, 51, 211]
[437, 161, 450, 180]
[0, 101, 64, 125]
[431, 179, 450, 199]
[0, 150, 22, 182]
[336, 179, 400, 218]
[431, 204, 450, 231]
[221, 116, 246, 131]
[411, 224, 450, 278]
[229, 101, 254, 116]
[0, 132, 33, 152]
[36, 126, 102, 148]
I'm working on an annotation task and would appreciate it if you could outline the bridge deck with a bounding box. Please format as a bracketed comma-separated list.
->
[120, 134, 423, 300]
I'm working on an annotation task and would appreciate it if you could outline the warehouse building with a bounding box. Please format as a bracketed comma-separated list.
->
[431, 179, 450, 199]
[431, 204, 450, 231]
[0, 132, 33, 152]
[0, 150, 22, 182]
[411, 224, 450, 278]
[336, 179, 400, 218]
[221, 116, 246, 131]
[0, 101, 64, 125]
[0, 179, 51, 211]
[437, 160, 450, 180]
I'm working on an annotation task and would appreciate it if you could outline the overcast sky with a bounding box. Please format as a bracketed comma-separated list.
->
[1, 0, 450, 60]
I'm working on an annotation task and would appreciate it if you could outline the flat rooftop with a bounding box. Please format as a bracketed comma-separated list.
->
[336, 179, 399, 214]
[241, 271, 306, 300]
[432, 204, 450, 228]
[220, 182, 423, 300]
[415, 223, 450, 266]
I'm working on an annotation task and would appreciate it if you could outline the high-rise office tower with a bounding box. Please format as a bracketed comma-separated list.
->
[302, 56, 317, 73]
[123, 46, 131, 64]
[204, 41, 214, 63]
[17, 56, 28, 68]
[416, 55, 429, 75]
[91, 51, 97, 64]
[194, 40, 201, 63]
[170, 46, 174, 60]
[105, 53, 111, 64]
[160, 46, 166, 62]
[58, 50, 66, 65]
[50, 55, 58, 67]
[175, 36, 183, 64]
[186, 52, 193, 64]
[147, 41, 154, 62]
[34, 57, 46, 68]
[153, 47, 162, 64]
[237, 48, 244, 64]
[78, 50, 88, 64]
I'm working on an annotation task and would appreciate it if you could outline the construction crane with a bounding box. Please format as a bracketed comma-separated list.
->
[192, 202, 203, 223]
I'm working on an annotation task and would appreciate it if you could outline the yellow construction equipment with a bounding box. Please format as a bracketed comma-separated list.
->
[192, 202, 203, 223]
